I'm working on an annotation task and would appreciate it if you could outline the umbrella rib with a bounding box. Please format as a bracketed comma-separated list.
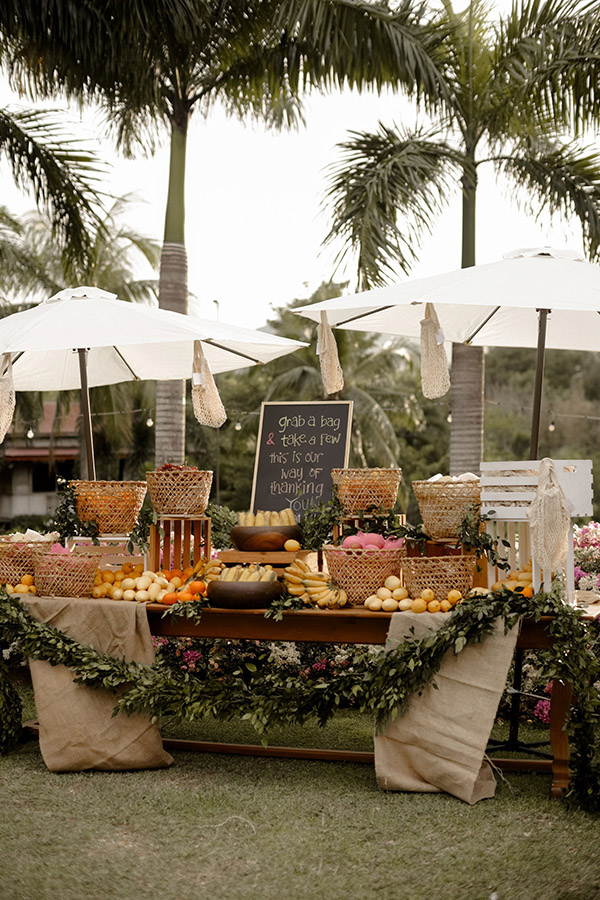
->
[2, 350, 24, 376]
[464, 306, 502, 344]
[335, 305, 396, 327]
[113, 347, 141, 380]
[202, 339, 263, 365]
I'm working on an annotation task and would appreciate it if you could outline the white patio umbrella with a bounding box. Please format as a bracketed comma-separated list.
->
[0, 286, 306, 478]
[295, 248, 600, 457]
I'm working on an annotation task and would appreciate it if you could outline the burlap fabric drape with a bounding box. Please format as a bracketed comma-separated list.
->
[420, 303, 451, 399]
[22, 595, 173, 772]
[375, 611, 518, 803]
[191, 340, 227, 428]
[0, 353, 16, 442]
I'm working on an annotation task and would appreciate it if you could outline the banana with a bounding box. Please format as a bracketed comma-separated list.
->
[303, 577, 330, 588]
[337, 590, 348, 607]
[238, 568, 252, 582]
[317, 593, 333, 608]
[247, 571, 262, 582]
[286, 585, 307, 597]
[283, 573, 304, 585]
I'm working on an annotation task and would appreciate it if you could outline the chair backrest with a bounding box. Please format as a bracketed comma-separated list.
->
[480, 459, 593, 520]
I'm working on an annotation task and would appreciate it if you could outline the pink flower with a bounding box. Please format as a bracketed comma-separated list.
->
[534, 698, 551, 725]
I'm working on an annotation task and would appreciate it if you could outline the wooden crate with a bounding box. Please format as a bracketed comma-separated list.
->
[147, 516, 211, 573]
[67, 535, 145, 570]
[480, 459, 593, 599]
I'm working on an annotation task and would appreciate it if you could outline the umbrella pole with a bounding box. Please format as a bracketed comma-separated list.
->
[529, 309, 548, 460]
[78, 348, 96, 480]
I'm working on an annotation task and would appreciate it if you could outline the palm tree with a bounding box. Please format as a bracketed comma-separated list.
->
[323, 0, 600, 473]
[0, 106, 103, 265]
[0, 0, 446, 467]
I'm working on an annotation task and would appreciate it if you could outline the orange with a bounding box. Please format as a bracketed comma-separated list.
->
[183, 566, 195, 579]
[122, 562, 134, 574]
[188, 581, 206, 595]
[178, 591, 194, 602]
[520, 584, 534, 598]
[161, 592, 179, 605]
[170, 568, 183, 579]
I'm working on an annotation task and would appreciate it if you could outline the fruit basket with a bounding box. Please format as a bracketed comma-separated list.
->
[70, 480, 147, 534]
[411, 480, 481, 541]
[34, 550, 99, 597]
[146, 465, 213, 516]
[400, 552, 476, 602]
[331, 468, 402, 515]
[323, 544, 402, 606]
[0, 535, 57, 584]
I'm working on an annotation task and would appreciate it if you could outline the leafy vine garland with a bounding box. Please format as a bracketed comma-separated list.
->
[1, 586, 599, 811]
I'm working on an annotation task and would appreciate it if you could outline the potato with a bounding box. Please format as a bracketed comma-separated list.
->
[136, 575, 153, 591]
[135, 589, 150, 602]
[111, 588, 124, 601]
[147, 582, 162, 601]
[122, 589, 136, 602]
[121, 577, 136, 591]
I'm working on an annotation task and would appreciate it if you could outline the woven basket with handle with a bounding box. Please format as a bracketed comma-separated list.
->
[400, 552, 476, 602]
[331, 468, 402, 515]
[70, 480, 147, 534]
[323, 544, 402, 606]
[411, 480, 480, 541]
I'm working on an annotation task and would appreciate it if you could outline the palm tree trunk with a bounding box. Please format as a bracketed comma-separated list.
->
[155, 116, 189, 467]
[450, 155, 484, 474]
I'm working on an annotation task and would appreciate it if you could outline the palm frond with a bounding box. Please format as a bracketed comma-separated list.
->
[0, 107, 104, 263]
[493, 137, 600, 261]
[323, 123, 459, 288]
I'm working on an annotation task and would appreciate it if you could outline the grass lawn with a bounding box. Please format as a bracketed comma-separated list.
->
[2, 676, 598, 900]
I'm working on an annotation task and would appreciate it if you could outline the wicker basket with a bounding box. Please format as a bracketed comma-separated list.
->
[34, 551, 99, 597]
[0, 537, 57, 585]
[146, 469, 213, 516]
[331, 468, 402, 515]
[70, 480, 147, 534]
[400, 552, 476, 602]
[411, 480, 481, 541]
[323, 544, 402, 606]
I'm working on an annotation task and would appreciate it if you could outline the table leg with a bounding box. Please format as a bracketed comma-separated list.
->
[549, 678, 572, 798]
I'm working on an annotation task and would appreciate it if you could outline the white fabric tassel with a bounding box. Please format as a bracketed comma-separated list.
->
[316, 311, 344, 395]
[527, 458, 571, 575]
[420, 303, 450, 399]
[191, 341, 227, 428]
[0, 353, 15, 443]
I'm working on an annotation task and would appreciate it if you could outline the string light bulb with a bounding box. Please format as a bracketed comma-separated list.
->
[146, 417, 154, 428]
[548, 420, 556, 432]
[234, 421, 242, 431]
[26, 427, 34, 439]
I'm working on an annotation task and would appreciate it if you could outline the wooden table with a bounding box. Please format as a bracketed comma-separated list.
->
[147, 604, 600, 797]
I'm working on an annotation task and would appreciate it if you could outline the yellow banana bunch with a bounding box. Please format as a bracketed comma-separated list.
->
[218, 564, 277, 583]
[282, 559, 347, 608]
[192, 559, 224, 583]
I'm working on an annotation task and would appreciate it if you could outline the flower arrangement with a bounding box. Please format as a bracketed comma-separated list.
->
[573, 522, 600, 591]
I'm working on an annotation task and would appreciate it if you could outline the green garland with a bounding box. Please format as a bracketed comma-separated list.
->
[1, 587, 599, 811]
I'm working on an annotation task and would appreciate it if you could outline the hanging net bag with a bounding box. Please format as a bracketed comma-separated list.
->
[191, 340, 227, 428]
[0, 353, 16, 443]
[420, 303, 450, 399]
[527, 457, 571, 576]
[317, 311, 344, 396]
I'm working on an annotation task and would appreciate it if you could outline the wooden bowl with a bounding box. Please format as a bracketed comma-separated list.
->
[207, 579, 283, 609]
[230, 524, 302, 552]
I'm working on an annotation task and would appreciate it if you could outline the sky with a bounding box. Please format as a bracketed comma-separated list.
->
[0, 1, 585, 331]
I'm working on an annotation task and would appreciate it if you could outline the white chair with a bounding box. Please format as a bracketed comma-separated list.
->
[480, 459, 593, 602]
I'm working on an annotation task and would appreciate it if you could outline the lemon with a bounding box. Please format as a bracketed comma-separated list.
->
[284, 539, 301, 552]
[439, 599, 452, 612]
[420, 588, 435, 603]
[427, 600, 441, 613]
[447, 590, 462, 604]
[411, 597, 427, 613]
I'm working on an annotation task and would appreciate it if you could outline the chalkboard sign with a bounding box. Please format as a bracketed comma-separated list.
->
[250, 401, 353, 518]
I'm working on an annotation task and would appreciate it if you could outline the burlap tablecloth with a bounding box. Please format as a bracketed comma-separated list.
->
[22, 595, 173, 773]
[374, 611, 518, 803]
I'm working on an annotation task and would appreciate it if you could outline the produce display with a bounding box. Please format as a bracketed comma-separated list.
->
[237, 508, 296, 526]
[364, 577, 463, 613]
[282, 558, 348, 608]
[4, 574, 37, 595]
[94, 558, 224, 603]
[215, 564, 278, 583]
